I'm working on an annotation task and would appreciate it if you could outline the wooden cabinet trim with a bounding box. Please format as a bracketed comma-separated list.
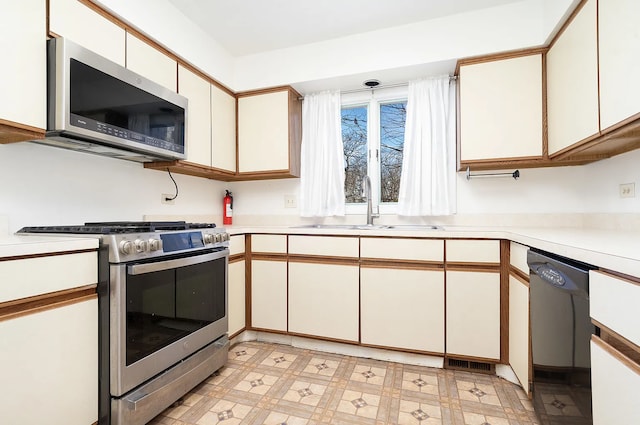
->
[509, 266, 530, 286]
[592, 334, 640, 376]
[500, 240, 510, 364]
[593, 320, 640, 363]
[455, 47, 548, 74]
[0, 119, 46, 144]
[360, 259, 443, 271]
[288, 254, 359, 266]
[445, 263, 500, 272]
[596, 269, 640, 286]
[229, 253, 245, 263]
[0, 285, 96, 322]
[0, 247, 97, 262]
[361, 342, 444, 358]
[251, 253, 288, 262]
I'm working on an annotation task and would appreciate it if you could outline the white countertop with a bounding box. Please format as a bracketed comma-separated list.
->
[0, 235, 99, 258]
[2, 225, 637, 277]
[225, 224, 640, 278]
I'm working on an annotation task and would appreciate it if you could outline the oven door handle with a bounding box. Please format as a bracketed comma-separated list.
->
[127, 249, 228, 275]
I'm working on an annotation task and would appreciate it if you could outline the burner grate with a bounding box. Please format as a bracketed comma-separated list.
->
[18, 221, 217, 235]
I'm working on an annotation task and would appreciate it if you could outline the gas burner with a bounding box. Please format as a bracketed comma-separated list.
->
[19, 221, 217, 235]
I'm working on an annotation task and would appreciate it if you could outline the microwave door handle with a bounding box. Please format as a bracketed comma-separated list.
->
[127, 249, 228, 275]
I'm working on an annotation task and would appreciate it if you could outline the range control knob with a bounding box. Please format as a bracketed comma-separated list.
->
[214, 233, 223, 243]
[221, 232, 230, 242]
[149, 239, 162, 251]
[134, 239, 149, 253]
[119, 240, 134, 255]
[203, 233, 214, 244]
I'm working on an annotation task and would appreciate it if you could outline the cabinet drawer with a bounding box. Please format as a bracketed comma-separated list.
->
[361, 238, 443, 262]
[509, 242, 529, 274]
[288, 235, 358, 258]
[0, 252, 97, 303]
[446, 240, 500, 263]
[590, 271, 640, 346]
[251, 234, 287, 254]
[229, 235, 245, 256]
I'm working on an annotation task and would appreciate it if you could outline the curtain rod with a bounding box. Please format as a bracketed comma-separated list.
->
[299, 75, 457, 99]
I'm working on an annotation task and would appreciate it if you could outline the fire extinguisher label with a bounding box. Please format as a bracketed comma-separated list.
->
[226, 204, 233, 217]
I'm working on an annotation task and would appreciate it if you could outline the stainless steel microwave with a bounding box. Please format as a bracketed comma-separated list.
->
[37, 37, 188, 163]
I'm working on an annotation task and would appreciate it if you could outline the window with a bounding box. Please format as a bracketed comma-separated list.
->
[341, 87, 407, 213]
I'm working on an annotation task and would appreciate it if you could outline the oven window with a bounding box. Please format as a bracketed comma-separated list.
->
[125, 257, 226, 365]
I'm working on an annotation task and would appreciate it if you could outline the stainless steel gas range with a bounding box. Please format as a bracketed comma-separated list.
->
[18, 221, 230, 425]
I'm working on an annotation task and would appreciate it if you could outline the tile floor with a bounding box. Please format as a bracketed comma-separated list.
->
[148, 341, 540, 425]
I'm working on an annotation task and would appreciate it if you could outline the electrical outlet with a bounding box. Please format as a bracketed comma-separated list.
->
[284, 194, 297, 208]
[161, 194, 175, 205]
[619, 183, 635, 198]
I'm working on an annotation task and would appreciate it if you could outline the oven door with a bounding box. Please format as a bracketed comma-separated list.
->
[110, 248, 228, 397]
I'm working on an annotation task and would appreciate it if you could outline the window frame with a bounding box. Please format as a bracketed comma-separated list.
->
[341, 86, 408, 215]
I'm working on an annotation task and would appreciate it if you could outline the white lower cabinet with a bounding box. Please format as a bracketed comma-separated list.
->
[0, 298, 98, 425]
[591, 337, 640, 424]
[446, 270, 501, 360]
[288, 262, 359, 342]
[251, 259, 287, 331]
[228, 260, 245, 336]
[509, 275, 529, 393]
[361, 267, 444, 353]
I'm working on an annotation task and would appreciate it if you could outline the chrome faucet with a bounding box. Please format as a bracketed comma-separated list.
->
[362, 175, 379, 225]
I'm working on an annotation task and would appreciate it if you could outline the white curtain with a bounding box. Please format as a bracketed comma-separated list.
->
[299, 90, 346, 217]
[397, 76, 457, 216]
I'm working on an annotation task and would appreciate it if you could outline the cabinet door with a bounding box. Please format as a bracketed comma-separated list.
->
[238, 89, 298, 174]
[546, 0, 599, 155]
[599, 0, 640, 130]
[49, 0, 125, 65]
[178, 65, 212, 166]
[0, 298, 98, 425]
[251, 260, 287, 331]
[590, 271, 640, 346]
[288, 262, 359, 342]
[1, 1, 46, 133]
[361, 267, 444, 352]
[211, 85, 237, 172]
[591, 337, 640, 425]
[125, 33, 177, 91]
[228, 260, 245, 336]
[446, 271, 501, 359]
[509, 275, 529, 393]
[459, 54, 543, 162]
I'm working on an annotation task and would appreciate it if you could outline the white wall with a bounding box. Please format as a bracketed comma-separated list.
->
[233, 0, 575, 91]
[228, 149, 640, 223]
[0, 143, 225, 233]
[94, 0, 575, 93]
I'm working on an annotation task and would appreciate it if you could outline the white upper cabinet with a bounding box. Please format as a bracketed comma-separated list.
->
[49, 0, 125, 66]
[546, 0, 599, 155]
[178, 65, 212, 166]
[125, 33, 177, 91]
[211, 85, 237, 172]
[459, 53, 543, 163]
[0, 0, 46, 136]
[237, 87, 302, 177]
[598, 0, 640, 130]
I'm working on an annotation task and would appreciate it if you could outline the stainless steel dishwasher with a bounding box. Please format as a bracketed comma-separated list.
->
[528, 249, 597, 425]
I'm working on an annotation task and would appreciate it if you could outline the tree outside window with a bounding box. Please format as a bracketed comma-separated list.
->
[341, 97, 406, 207]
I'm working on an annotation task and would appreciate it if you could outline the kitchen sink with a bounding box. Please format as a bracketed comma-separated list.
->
[291, 224, 442, 231]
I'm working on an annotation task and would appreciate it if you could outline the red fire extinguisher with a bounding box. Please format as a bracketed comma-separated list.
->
[223, 190, 233, 225]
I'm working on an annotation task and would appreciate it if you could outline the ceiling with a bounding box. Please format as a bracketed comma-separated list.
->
[167, 0, 528, 57]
